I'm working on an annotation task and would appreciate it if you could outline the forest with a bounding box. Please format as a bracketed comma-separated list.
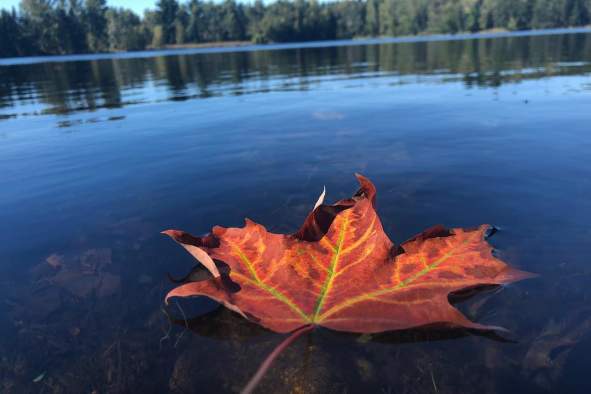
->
[1, 0, 590, 57]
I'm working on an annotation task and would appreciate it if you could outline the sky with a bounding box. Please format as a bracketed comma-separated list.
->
[1, 1, 163, 15]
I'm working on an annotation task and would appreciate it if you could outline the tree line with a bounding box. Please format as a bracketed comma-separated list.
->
[1, 0, 590, 58]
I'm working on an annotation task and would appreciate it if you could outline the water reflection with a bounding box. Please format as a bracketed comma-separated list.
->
[1, 32, 590, 120]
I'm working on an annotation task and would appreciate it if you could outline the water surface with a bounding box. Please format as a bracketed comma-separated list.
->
[1, 31, 591, 393]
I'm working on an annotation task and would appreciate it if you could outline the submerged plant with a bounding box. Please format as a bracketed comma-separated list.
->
[163, 175, 534, 393]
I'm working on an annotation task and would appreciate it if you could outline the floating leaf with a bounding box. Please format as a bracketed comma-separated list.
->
[163, 175, 534, 334]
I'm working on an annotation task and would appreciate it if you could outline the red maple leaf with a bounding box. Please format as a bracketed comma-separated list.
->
[163, 175, 534, 392]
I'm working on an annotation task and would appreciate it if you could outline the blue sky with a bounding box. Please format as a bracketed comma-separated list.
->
[2, 1, 163, 15]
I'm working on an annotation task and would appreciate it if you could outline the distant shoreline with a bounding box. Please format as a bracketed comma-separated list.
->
[146, 26, 578, 51]
[157, 41, 253, 50]
[2, 26, 591, 66]
[152, 29, 515, 51]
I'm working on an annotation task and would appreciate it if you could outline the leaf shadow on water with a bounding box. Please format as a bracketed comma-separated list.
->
[166, 281, 515, 346]
[162, 276, 519, 393]
[161, 256, 591, 394]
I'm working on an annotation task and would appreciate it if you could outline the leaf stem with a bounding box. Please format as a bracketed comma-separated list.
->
[241, 325, 315, 394]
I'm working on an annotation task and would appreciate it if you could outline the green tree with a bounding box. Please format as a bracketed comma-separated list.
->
[84, 0, 107, 51]
[334, 0, 365, 38]
[566, 0, 590, 25]
[532, 0, 564, 28]
[19, 0, 60, 54]
[479, 0, 496, 29]
[0, 9, 21, 57]
[379, 0, 397, 36]
[151, 24, 165, 47]
[174, 5, 189, 44]
[466, 0, 483, 32]
[155, 0, 179, 44]
[221, 0, 246, 40]
[3, 0, 591, 58]
[246, 0, 266, 41]
[259, 1, 296, 42]
[55, 0, 87, 53]
[365, 0, 380, 36]
[106, 7, 147, 51]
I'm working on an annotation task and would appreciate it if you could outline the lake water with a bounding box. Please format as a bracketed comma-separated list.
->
[1, 30, 591, 393]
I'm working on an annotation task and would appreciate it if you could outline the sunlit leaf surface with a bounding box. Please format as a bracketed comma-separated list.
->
[164, 175, 534, 333]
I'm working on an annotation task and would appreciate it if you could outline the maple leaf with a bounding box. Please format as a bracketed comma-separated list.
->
[163, 174, 534, 334]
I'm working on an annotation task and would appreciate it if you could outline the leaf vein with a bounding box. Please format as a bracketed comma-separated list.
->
[317, 231, 479, 321]
[311, 211, 350, 321]
[228, 243, 310, 322]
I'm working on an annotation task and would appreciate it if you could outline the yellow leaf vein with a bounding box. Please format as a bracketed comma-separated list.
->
[317, 231, 480, 322]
